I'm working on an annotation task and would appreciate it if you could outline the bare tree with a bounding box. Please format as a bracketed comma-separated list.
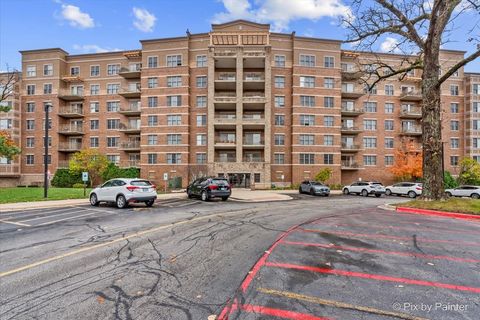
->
[0, 69, 21, 159]
[343, 0, 480, 200]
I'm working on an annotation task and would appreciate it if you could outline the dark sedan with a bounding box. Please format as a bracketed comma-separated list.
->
[186, 177, 231, 201]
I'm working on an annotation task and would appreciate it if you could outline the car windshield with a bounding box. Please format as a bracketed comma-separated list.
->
[372, 182, 383, 186]
[312, 182, 324, 186]
[212, 179, 229, 186]
[131, 180, 152, 186]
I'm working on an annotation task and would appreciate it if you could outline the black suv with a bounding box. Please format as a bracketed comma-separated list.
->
[186, 177, 231, 201]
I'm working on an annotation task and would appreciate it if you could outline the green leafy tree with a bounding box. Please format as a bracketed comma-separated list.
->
[457, 158, 480, 185]
[314, 168, 333, 183]
[69, 149, 109, 187]
[443, 171, 458, 189]
[0, 71, 21, 159]
[102, 162, 140, 181]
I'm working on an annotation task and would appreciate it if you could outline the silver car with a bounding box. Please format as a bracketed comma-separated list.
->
[89, 178, 157, 208]
[342, 181, 385, 197]
[385, 182, 423, 198]
[299, 181, 330, 196]
[445, 185, 480, 199]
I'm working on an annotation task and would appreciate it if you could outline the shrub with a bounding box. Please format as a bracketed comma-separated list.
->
[444, 171, 458, 189]
[101, 163, 140, 181]
[328, 183, 344, 190]
[72, 183, 86, 188]
[315, 168, 333, 183]
[51, 169, 84, 188]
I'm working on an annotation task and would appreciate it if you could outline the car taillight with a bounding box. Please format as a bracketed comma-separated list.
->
[209, 185, 218, 190]
[126, 186, 139, 192]
[151, 184, 156, 189]
[416, 187, 422, 190]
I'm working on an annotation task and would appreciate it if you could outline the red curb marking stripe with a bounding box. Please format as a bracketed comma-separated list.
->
[281, 240, 480, 263]
[396, 207, 480, 221]
[265, 262, 480, 293]
[298, 229, 480, 247]
[241, 304, 332, 320]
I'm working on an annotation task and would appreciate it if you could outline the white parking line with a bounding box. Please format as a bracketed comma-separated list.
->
[36, 211, 103, 226]
[16, 208, 86, 223]
[0, 219, 31, 227]
[0, 207, 77, 217]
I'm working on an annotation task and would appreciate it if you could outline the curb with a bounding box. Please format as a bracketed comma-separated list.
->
[396, 206, 480, 221]
[229, 197, 293, 203]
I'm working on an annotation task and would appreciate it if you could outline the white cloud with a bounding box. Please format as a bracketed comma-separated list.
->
[61, 4, 94, 29]
[72, 44, 122, 54]
[132, 7, 156, 32]
[380, 37, 401, 53]
[212, 0, 352, 32]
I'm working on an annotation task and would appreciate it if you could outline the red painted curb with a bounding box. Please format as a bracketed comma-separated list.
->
[396, 206, 480, 221]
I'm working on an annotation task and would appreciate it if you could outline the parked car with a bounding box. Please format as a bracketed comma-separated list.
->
[89, 178, 157, 208]
[342, 181, 385, 197]
[299, 181, 330, 196]
[445, 185, 480, 199]
[385, 182, 423, 198]
[186, 177, 231, 201]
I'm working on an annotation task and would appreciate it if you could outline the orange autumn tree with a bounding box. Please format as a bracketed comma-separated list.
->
[390, 140, 422, 181]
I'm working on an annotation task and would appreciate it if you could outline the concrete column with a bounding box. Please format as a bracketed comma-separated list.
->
[207, 48, 216, 167]
[263, 47, 272, 187]
[236, 47, 244, 163]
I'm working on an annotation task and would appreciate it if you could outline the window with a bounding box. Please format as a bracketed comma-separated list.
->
[300, 96, 315, 107]
[274, 153, 285, 164]
[167, 134, 181, 145]
[299, 153, 315, 164]
[385, 138, 394, 149]
[90, 137, 99, 148]
[324, 97, 334, 108]
[70, 67, 80, 76]
[26, 155, 34, 165]
[385, 120, 394, 131]
[450, 120, 459, 131]
[43, 64, 53, 76]
[274, 76, 285, 88]
[147, 115, 158, 126]
[196, 55, 207, 67]
[451, 138, 459, 149]
[26, 120, 35, 130]
[147, 153, 157, 164]
[363, 137, 377, 148]
[26, 137, 34, 148]
[147, 77, 158, 88]
[26, 65, 36, 77]
[275, 114, 285, 126]
[300, 115, 315, 126]
[450, 156, 459, 166]
[364, 84, 377, 95]
[107, 101, 119, 112]
[450, 85, 459, 96]
[147, 135, 158, 145]
[167, 76, 182, 87]
[274, 135, 285, 146]
[324, 56, 335, 68]
[147, 56, 158, 68]
[107, 137, 119, 147]
[363, 155, 377, 166]
[196, 115, 207, 126]
[473, 120, 480, 130]
[90, 119, 99, 130]
[167, 95, 182, 107]
[196, 76, 207, 88]
[275, 96, 285, 107]
[166, 55, 182, 67]
[90, 65, 100, 77]
[474, 138, 480, 148]
[300, 134, 315, 145]
[274, 55, 285, 67]
[385, 84, 394, 96]
[300, 54, 315, 67]
[364, 102, 377, 112]
[0, 119, 12, 129]
[196, 153, 207, 164]
[42, 118, 52, 130]
[385, 155, 394, 166]
[324, 135, 333, 146]
[364, 119, 377, 131]
[88, 102, 99, 113]
[300, 76, 315, 88]
[26, 102, 35, 112]
[324, 116, 334, 127]
[196, 96, 207, 107]
[385, 103, 394, 113]
[324, 78, 334, 88]
[43, 83, 52, 94]
[107, 119, 120, 129]
[148, 96, 158, 108]
[473, 84, 479, 95]
[324, 154, 334, 165]
[167, 153, 182, 164]
[107, 64, 120, 76]
[107, 84, 120, 94]
[27, 85, 35, 95]
[90, 84, 100, 95]
[167, 115, 181, 126]
[450, 103, 459, 113]
[197, 134, 207, 146]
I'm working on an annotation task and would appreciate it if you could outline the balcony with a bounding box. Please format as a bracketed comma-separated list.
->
[58, 89, 84, 101]
[121, 160, 140, 168]
[400, 90, 422, 101]
[215, 156, 236, 163]
[243, 51, 266, 57]
[244, 73, 265, 90]
[58, 160, 70, 168]
[243, 156, 264, 163]
[341, 144, 361, 153]
[341, 107, 364, 116]
[61, 75, 83, 83]
[341, 126, 363, 134]
[243, 136, 264, 149]
[341, 161, 360, 170]
[341, 69, 363, 81]
[0, 165, 20, 176]
[119, 103, 141, 116]
[214, 136, 236, 148]
[400, 106, 422, 119]
[214, 92, 237, 103]
[216, 73, 236, 81]
[213, 50, 237, 57]
[119, 141, 140, 152]
[119, 65, 141, 79]
[214, 113, 236, 126]
[58, 106, 84, 118]
[119, 123, 141, 134]
[341, 90, 364, 99]
[58, 142, 82, 152]
[243, 92, 266, 103]
[243, 113, 265, 128]
[119, 85, 141, 98]
[58, 125, 84, 135]
[400, 127, 422, 136]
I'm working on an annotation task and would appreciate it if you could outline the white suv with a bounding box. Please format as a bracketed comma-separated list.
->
[385, 182, 423, 198]
[445, 185, 480, 199]
[89, 178, 157, 208]
[342, 181, 386, 197]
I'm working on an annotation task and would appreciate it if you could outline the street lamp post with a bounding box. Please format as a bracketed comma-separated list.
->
[44, 103, 51, 198]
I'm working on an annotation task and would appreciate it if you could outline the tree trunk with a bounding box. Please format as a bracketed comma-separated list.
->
[421, 53, 444, 200]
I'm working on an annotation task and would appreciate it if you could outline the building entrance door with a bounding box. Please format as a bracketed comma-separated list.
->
[226, 173, 250, 188]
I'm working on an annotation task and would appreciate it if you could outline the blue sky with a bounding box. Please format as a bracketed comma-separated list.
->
[1, 0, 479, 71]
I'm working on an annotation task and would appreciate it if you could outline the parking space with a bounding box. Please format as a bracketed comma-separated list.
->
[220, 207, 480, 319]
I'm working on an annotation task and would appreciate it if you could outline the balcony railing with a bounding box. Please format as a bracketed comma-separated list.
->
[341, 89, 364, 99]
[119, 141, 140, 150]
[243, 156, 264, 162]
[119, 103, 141, 115]
[244, 73, 265, 81]
[216, 73, 236, 81]
[401, 127, 422, 136]
[58, 142, 82, 152]
[58, 160, 70, 168]
[119, 65, 141, 79]
[58, 125, 84, 135]
[0, 165, 20, 175]
[215, 156, 236, 162]
[400, 107, 422, 118]
[341, 161, 360, 169]
[119, 86, 141, 98]
[243, 138, 264, 145]
[243, 114, 264, 120]
[341, 107, 364, 116]
[58, 89, 84, 101]
[119, 123, 141, 132]
[400, 90, 422, 101]
[243, 92, 266, 103]
[341, 144, 361, 151]
[58, 106, 84, 117]
[341, 126, 362, 134]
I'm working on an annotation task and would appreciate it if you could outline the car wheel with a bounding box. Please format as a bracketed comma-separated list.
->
[221, 196, 229, 201]
[343, 188, 349, 195]
[361, 189, 369, 197]
[299, 187, 303, 194]
[145, 200, 155, 207]
[324, 194, 329, 197]
[375, 194, 382, 198]
[471, 193, 480, 199]
[187, 190, 194, 199]
[201, 191, 209, 202]
[445, 191, 452, 198]
[408, 191, 417, 199]
[116, 195, 127, 209]
[310, 189, 315, 196]
[385, 189, 392, 196]
[90, 193, 99, 206]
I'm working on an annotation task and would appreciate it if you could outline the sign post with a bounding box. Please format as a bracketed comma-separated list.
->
[163, 173, 168, 194]
[82, 172, 89, 197]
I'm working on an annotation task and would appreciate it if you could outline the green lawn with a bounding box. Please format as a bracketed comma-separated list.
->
[397, 198, 480, 215]
[0, 187, 92, 204]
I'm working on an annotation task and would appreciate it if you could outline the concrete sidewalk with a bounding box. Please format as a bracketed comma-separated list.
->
[229, 189, 292, 202]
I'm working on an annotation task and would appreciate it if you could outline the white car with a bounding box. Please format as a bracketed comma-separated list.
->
[385, 182, 422, 198]
[342, 181, 386, 197]
[445, 185, 480, 199]
[89, 178, 157, 208]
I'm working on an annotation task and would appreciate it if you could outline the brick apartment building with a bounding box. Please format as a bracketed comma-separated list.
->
[1, 20, 479, 188]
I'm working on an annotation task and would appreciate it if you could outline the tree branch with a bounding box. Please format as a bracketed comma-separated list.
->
[437, 47, 480, 85]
